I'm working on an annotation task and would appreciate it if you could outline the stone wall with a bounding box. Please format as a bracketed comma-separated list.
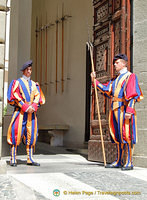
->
[0, 0, 6, 160]
[31, 0, 93, 146]
[2, 0, 33, 157]
[133, 0, 147, 167]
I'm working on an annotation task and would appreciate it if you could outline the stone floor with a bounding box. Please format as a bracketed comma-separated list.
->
[0, 142, 147, 200]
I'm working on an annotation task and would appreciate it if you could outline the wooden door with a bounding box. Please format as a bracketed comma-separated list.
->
[88, 0, 132, 163]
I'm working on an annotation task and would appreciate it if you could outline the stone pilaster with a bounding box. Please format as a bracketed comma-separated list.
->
[133, 0, 147, 167]
[0, 0, 7, 173]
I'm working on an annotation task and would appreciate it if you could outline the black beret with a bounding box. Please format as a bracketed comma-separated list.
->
[20, 60, 33, 71]
[113, 54, 128, 65]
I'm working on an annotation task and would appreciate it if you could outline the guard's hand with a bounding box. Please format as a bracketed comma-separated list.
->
[125, 112, 132, 120]
[91, 72, 96, 83]
[27, 106, 34, 113]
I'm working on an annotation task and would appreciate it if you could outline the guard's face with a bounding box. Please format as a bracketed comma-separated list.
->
[114, 59, 125, 72]
[23, 66, 32, 77]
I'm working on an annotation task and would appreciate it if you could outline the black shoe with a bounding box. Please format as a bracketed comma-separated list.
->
[121, 166, 133, 170]
[105, 164, 122, 168]
[27, 162, 40, 166]
[10, 163, 17, 167]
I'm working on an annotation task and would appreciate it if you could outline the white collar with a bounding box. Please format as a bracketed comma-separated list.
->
[119, 67, 128, 74]
[22, 75, 31, 81]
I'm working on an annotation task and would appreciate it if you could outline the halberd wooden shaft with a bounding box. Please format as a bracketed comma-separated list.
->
[55, 19, 59, 94]
[61, 3, 64, 93]
[35, 17, 38, 82]
[40, 17, 43, 85]
[89, 42, 106, 166]
[45, 14, 48, 93]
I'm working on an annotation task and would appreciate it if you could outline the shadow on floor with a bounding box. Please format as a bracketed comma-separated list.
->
[2, 136, 88, 160]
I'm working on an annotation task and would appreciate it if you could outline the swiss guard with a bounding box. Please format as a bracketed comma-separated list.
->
[91, 54, 143, 170]
[7, 60, 45, 167]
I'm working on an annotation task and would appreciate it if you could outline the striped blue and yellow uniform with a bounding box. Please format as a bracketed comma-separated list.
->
[7, 77, 45, 164]
[95, 71, 143, 167]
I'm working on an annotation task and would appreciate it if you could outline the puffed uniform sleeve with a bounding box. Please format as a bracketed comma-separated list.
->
[92, 79, 113, 97]
[31, 82, 45, 111]
[125, 73, 143, 114]
[7, 80, 30, 112]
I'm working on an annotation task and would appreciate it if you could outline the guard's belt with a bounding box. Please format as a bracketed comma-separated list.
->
[112, 97, 125, 102]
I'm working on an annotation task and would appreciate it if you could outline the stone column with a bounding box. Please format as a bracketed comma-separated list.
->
[133, 0, 147, 167]
[2, 0, 32, 158]
[0, 0, 7, 173]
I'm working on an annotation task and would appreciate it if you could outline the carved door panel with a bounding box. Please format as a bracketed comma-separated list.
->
[88, 0, 131, 163]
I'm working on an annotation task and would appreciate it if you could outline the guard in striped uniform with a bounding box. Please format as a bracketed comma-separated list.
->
[91, 54, 143, 170]
[7, 60, 45, 167]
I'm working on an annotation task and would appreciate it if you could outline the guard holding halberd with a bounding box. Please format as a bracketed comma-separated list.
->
[91, 54, 143, 170]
